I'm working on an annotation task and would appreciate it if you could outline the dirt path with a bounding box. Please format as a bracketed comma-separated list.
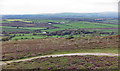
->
[1, 53, 119, 65]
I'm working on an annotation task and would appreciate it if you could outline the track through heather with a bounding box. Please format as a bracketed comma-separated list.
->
[1, 53, 119, 65]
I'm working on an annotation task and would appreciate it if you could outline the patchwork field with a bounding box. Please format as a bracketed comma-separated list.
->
[1, 18, 119, 41]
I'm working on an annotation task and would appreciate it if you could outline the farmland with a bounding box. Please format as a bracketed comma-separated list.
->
[96, 19, 118, 25]
[5, 19, 32, 23]
[1, 18, 119, 41]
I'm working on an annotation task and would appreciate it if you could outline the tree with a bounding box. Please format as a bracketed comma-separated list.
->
[21, 38, 23, 39]
[4, 33, 9, 36]
[67, 33, 74, 39]
[33, 33, 37, 36]
[111, 32, 114, 35]
[32, 37, 34, 39]
[2, 31, 6, 34]
[17, 26, 19, 29]
[15, 39, 18, 41]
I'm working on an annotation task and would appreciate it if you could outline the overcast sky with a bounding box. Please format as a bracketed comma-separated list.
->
[0, 0, 119, 15]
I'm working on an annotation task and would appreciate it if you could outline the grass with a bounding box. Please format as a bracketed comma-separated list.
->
[6, 19, 32, 23]
[41, 21, 118, 33]
[41, 24, 74, 32]
[99, 29, 118, 33]
[2, 26, 45, 32]
[99, 19, 118, 24]
[2, 24, 118, 41]
[51, 48, 118, 54]
[9, 34, 32, 36]
[2, 47, 118, 62]
[2, 27, 32, 32]
[0, 21, 12, 23]
[31, 19, 69, 23]
[20, 27, 45, 30]
[2, 19, 118, 37]
[66, 21, 118, 28]
[11, 35, 46, 40]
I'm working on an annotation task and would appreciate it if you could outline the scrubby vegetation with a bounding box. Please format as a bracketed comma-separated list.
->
[2, 35, 119, 61]
[2, 55, 118, 70]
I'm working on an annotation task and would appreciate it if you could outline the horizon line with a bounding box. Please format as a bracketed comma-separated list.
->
[1, 11, 117, 15]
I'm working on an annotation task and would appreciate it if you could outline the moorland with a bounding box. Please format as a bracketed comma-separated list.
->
[1, 12, 119, 70]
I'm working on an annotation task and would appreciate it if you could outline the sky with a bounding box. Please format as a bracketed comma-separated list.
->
[0, 0, 119, 15]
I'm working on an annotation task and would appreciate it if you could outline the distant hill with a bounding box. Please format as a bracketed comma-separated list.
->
[2, 12, 118, 19]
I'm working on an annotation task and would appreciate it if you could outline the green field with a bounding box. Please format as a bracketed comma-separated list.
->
[99, 19, 118, 24]
[31, 19, 69, 23]
[11, 35, 46, 40]
[2, 26, 45, 32]
[1, 19, 118, 41]
[66, 21, 118, 28]
[5, 19, 32, 23]
[41, 21, 118, 33]
[0, 21, 12, 23]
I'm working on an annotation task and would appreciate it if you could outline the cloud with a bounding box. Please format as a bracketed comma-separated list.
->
[0, 0, 118, 15]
